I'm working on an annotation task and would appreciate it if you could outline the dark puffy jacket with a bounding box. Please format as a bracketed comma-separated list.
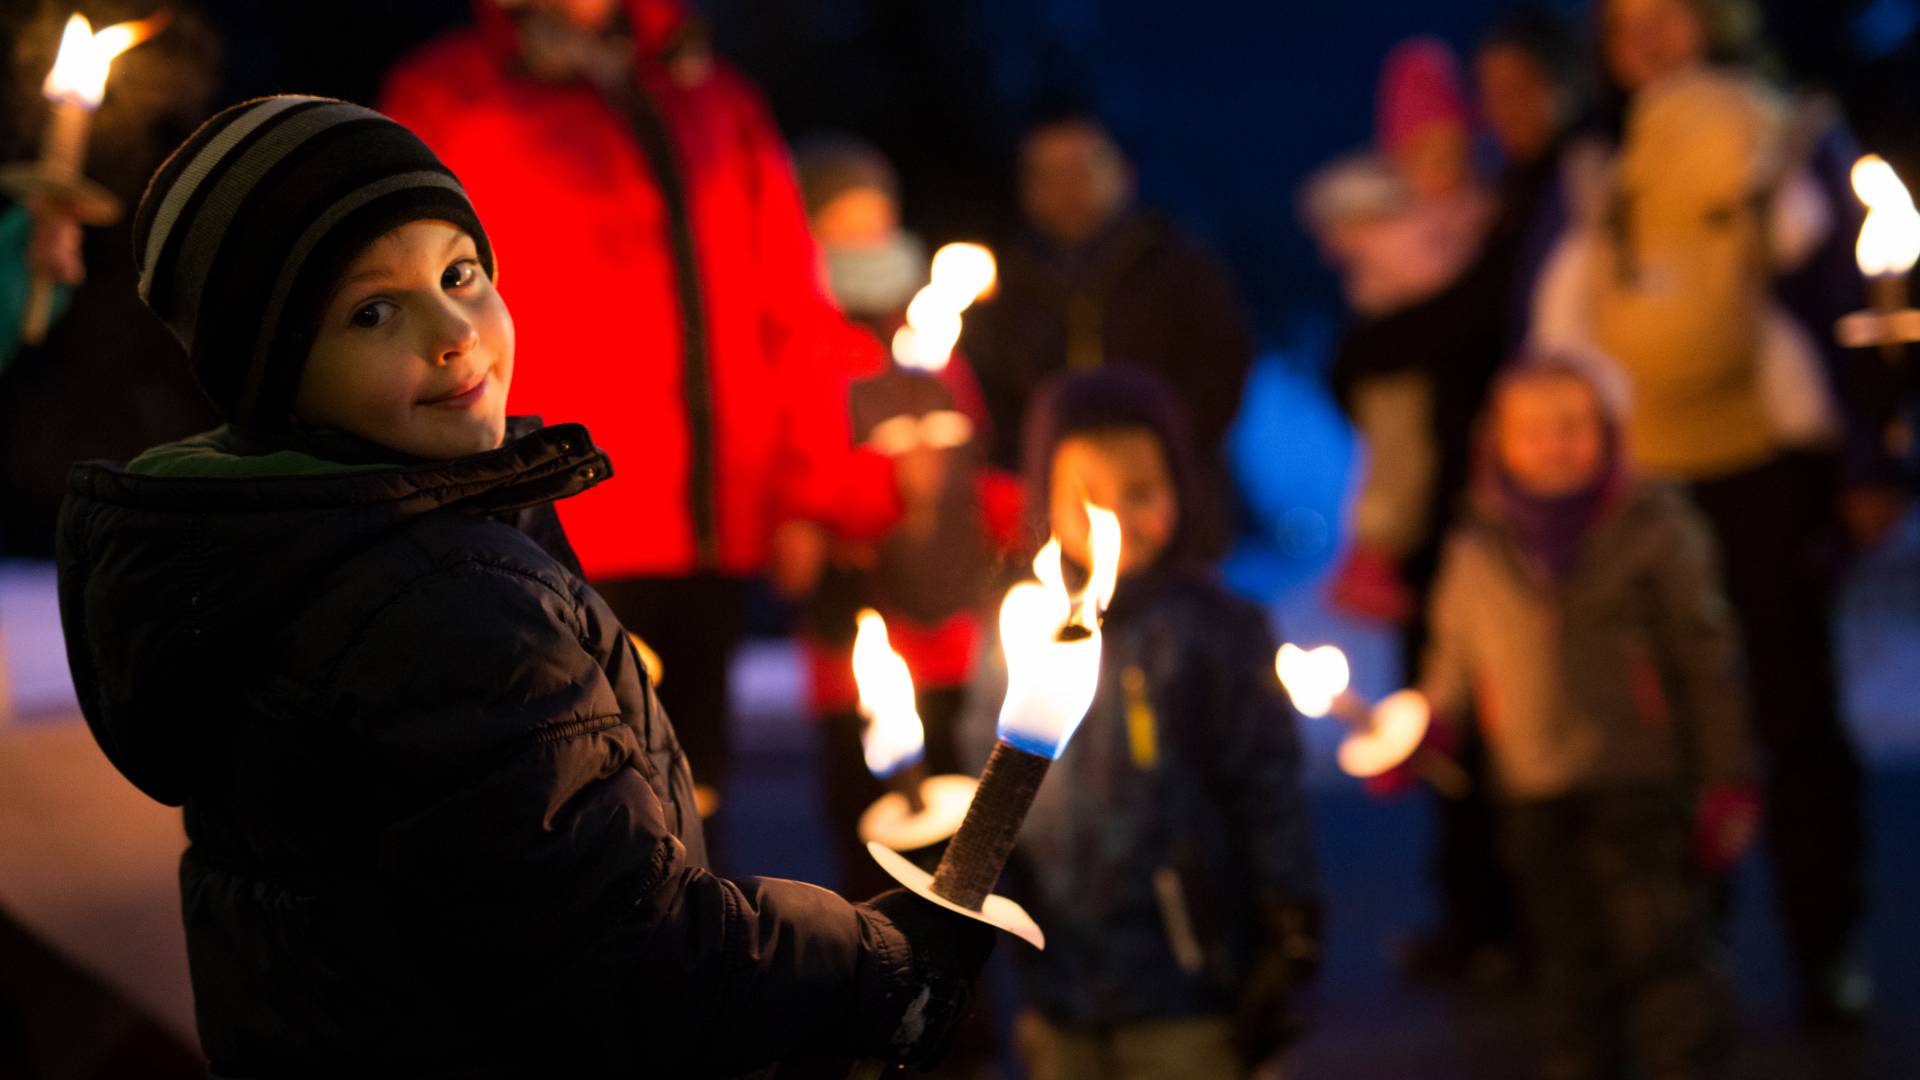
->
[56, 420, 932, 1077]
[963, 569, 1319, 1027]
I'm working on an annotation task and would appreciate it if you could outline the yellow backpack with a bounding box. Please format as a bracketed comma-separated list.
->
[1590, 70, 1786, 478]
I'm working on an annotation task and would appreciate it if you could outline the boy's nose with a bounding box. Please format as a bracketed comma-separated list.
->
[433, 311, 481, 366]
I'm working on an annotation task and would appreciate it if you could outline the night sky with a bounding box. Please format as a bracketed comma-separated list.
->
[7, 0, 1915, 347]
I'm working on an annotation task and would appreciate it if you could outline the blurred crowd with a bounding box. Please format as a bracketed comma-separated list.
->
[2, 0, 1915, 1077]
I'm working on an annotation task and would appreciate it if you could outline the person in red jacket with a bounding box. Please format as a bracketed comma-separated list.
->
[380, 0, 884, 819]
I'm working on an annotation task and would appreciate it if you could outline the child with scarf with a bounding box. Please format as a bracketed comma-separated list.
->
[1404, 352, 1757, 1077]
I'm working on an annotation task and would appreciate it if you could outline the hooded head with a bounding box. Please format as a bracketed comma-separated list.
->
[1483, 348, 1632, 499]
[1477, 349, 1634, 579]
[1021, 369, 1201, 576]
[1376, 37, 1475, 200]
[133, 95, 495, 433]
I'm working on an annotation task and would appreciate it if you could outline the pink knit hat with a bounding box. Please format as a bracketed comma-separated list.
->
[1375, 37, 1470, 154]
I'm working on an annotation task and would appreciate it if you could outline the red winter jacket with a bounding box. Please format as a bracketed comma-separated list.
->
[381, 0, 882, 581]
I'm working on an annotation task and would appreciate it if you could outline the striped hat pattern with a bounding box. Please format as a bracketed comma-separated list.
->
[133, 96, 494, 429]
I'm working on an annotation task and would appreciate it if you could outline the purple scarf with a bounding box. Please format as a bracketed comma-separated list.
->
[1497, 469, 1609, 583]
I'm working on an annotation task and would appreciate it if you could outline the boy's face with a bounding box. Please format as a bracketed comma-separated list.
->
[296, 220, 514, 460]
[1049, 429, 1178, 576]
[1494, 373, 1608, 497]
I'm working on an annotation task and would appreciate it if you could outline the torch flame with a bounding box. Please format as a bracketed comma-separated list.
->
[892, 241, 997, 372]
[852, 609, 926, 778]
[994, 503, 1121, 758]
[1275, 643, 1351, 719]
[1082, 502, 1121, 624]
[42, 12, 170, 109]
[1851, 154, 1920, 278]
[930, 242, 997, 305]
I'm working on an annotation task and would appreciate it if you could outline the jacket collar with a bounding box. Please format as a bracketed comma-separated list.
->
[73, 417, 612, 519]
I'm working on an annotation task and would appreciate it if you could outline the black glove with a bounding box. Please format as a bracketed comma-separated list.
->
[1232, 896, 1323, 1067]
[861, 889, 997, 1070]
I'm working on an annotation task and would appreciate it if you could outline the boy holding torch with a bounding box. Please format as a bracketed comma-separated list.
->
[56, 96, 993, 1077]
[962, 371, 1322, 1079]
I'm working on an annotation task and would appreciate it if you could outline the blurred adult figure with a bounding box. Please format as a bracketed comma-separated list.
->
[1532, 0, 1889, 1024]
[1475, 10, 1590, 350]
[381, 0, 883, 828]
[961, 115, 1252, 554]
[1310, 39, 1514, 984]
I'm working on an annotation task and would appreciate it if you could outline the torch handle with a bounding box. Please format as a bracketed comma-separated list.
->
[21, 273, 55, 346]
[893, 760, 928, 815]
[929, 740, 1049, 910]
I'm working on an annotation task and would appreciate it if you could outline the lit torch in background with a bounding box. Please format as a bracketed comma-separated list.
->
[865, 503, 1121, 952]
[850, 609, 978, 851]
[0, 11, 171, 344]
[1836, 153, 1920, 360]
[1275, 643, 1467, 796]
[891, 242, 996, 372]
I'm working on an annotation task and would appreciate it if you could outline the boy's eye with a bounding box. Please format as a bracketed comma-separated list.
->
[442, 260, 479, 290]
[349, 300, 396, 329]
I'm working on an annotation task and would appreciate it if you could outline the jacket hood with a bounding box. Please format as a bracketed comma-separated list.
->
[56, 418, 609, 805]
[474, 0, 696, 72]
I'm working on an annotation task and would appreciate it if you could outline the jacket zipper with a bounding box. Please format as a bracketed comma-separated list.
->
[607, 78, 720, 569]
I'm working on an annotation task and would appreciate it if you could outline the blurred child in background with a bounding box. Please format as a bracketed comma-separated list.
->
[966, 370, 1321, 1080]
[1401, 352, 1757, 1078]
[794, 136, 1022, 897]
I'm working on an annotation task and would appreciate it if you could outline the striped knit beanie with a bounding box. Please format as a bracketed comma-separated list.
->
[133, 96, 494, 429]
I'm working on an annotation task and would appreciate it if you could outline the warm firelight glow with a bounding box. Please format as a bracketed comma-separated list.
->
[1275, 643, 1351, 719]
[1338, 688, 1432, 778]
[994, 504, 1122, 759]
[42, 12, 170, 109]
[852, 609, 925, 778]
[929, 242, 997, 305]
[1851, 154, 1920, 278]
[892, 242, 998, 372]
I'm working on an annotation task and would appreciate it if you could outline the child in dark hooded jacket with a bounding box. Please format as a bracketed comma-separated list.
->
[1404, 351, 1757, 1078]
[963, 370, 1321, 1079]
[55, 95, 990, 1078]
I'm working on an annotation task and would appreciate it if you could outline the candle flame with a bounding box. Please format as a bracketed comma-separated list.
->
[1275, 643, 1351, 718]
[852, 609, 926, 778]
[43, 11, 170, 109]
[892, 242, 996, 372]
[1851, 154, 1920, 278]
[995, 504, 1121, 758]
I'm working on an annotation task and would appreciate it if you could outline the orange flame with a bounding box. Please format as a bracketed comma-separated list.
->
[1852, 154, 1920, 278]
[994, 503, 1121, 757]
[43, 11, 171, 108]
[1275, 643, 1351, 719]
[891, 242, 997, 372]
[852, 609, 926, 777]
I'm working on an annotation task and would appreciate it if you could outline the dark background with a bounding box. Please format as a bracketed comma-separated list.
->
[7, 0, 1918, 349]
